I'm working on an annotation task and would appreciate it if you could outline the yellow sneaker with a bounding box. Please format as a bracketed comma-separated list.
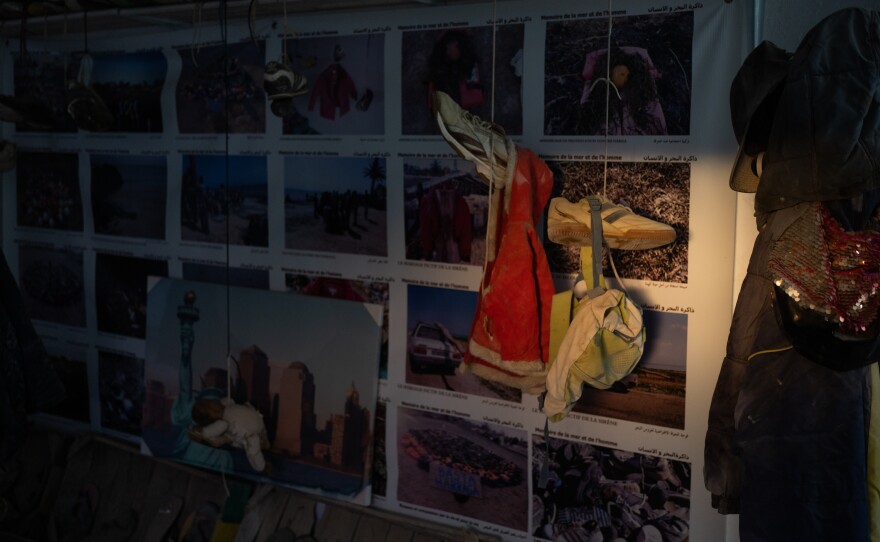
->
[547, 196, 676, 250]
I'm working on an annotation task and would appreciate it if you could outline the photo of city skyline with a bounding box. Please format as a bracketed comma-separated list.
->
[142, 278, 383, 504]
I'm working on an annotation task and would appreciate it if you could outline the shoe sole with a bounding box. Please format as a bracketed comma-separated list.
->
[547, 224, 676, 250]
[268, 86, 308, 100]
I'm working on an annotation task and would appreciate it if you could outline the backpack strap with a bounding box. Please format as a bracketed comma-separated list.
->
[540, 195, 609, 471]
[537, 393, 551, 489]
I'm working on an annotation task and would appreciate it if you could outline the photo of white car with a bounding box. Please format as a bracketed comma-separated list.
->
[407, 321, 464, 375]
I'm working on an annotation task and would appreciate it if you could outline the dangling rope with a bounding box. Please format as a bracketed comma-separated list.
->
[600, 0, 628, 291]
[281, 0, 292, 64]
[191, 2, 204, 68]
[481, 0, 499, 284]
[601, 0, 612, 197]
[490, 0, 497, 124]
[221, 0, 232, 497]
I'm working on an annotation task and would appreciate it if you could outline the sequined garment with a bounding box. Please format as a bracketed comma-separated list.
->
[769, 202, 880, 335]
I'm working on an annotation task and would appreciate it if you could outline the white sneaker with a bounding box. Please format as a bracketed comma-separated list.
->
[431, 90, 514, 187]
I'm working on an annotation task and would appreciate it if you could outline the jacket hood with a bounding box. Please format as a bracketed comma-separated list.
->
[755, 8, 880, 212]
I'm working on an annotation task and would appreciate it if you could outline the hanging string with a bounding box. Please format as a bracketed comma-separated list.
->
[191, 2, 203, 68]
[601, 0, 628, 291]
[490, 0, 497, 124]
[281, 0, 291, 63]
[481, 0, 499, 284]
[601, 0, 611, 196]
[221, 0, 233, 408]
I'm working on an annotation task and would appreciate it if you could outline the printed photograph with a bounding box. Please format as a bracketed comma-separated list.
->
[99, 350, 145, 436]
[286, 274, 389, 379]
[43, 345, 90, 424]
[73, 50, 167, 132]
[91, 154, 167, 240]
[397, 406, 528, 532]
[176, 41, 266, 133]
[142, 278, 382, 504]
[401, 24, 524, 136]
[404, 157, 488, 266]
[284, 155, 387, 256]
[572, 310, 687, 429]
[545, 161, 690, 284]
[94, 253, 168, 339]
[183, 263, 270, 290]
[544, 12, 694, 136]
[281, 33, 385, 135]
[16, 152, 83, 232]
[533, 435, 691, 542]
[18, 244, 86, 328]
[13, 52, 78, 133]
[406, 284, 520, 402]
[180, 154, 269, 247]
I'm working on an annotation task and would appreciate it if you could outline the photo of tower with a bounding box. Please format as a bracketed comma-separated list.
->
[142, 278, 383, 504]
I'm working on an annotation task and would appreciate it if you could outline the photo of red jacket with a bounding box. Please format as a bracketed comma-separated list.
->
[308, 63, 358, 120]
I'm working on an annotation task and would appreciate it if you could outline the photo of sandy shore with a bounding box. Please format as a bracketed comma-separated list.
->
[180, 154, 269, 247]
[284, 156, 387, 256]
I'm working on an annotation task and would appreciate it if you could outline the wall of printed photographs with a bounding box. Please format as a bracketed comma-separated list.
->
[1, 0, 755, 539]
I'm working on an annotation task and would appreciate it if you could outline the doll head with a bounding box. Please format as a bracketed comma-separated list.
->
[610, 64, 630, 89]
[192, 398, 224, 426]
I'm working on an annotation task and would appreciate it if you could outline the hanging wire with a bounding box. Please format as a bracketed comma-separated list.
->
[481, 0, 500, 284]
[281, 0, 291, 64]
[18, 7, 25, 64]
[490, 0, 497, 124]
[221, 0, 232, 394]
[191, 2, 204, 68]
[601, 0, 611, 196]
[600, 0, 628, 291]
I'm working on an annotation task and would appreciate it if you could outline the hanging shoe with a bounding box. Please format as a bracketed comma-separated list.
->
[67, 82, 113, 132]
[431, 90, 514, 187]
[263, 60, 308, 101]
[356, 88, 373, 112]
[547, 196, 676, 250]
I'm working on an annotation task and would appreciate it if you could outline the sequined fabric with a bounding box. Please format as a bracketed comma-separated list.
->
[769, 202, 880, 335]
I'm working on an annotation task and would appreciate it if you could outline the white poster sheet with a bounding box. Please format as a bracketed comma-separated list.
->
[0, 0, 754, 539]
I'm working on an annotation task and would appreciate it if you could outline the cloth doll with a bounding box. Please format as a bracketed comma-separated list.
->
[189, 397, 269, 472]
[578, 47, 667, 136]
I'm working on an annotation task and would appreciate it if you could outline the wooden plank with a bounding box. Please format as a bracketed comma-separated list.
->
[384, 525, 414, 542]
[178, 474, 226, 540]
[91, 447, 131, 528]
[351, 514, 391, 542]
[131, 460, 190, 542]
[276, 492, 316, 537]
[313, 505, 360, 542]
[251, 488, 291, 542]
